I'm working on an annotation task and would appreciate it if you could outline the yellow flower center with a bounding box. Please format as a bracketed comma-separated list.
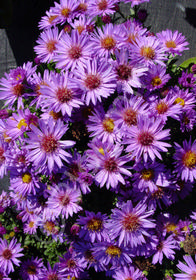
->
[22, 172, 32, 184]
[182, 150, 196, 168]
[101, 36, 116, 50]
[151, 76, 162, 87]
[17, 118, 27, 129]
[87, 218, 103, 231]
[61, 8, 70, 17]
[140, 46, 155, 60]
[156, 101, 168, 114]
[105, 245, 121, 257]
[102, 117, 114, 133]
[29, 221, 35, 228]
[166, 223, 177, 234]
[165, 40, 176, 48]
[174, 97, 185, 106]
[141, 168, 154, 180]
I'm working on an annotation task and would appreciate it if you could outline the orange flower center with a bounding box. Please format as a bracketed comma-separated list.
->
[68, 45, 82, 60]
[165, 40, 176, 48]
[46, 40, 57, 53]
[12, 84, 25, 97]
[61, 8, 70, 18]
[27, 265, 37, 275]
[156, 101, 168, 114]
[140, 46, 155, 60]
[101, 36, 116, 50]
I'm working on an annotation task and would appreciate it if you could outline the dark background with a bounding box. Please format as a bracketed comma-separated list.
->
[0, 0, 196, 190]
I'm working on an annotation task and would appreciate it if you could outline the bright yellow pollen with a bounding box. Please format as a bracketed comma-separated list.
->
[105, 245, 121, 257]
[98, 147, 105, 155]
[16, 74, 22, 80]
[102, 117, 115, 133]
[22, 172, 32, 184]
[140, 46, 155, 60]
[141, 169, 154, 180]
[182, 150, 196, 168]
[174, 97, 185, 106]
[29, 221, 35, 228]
[17, 118, 27, 129]
[151, 76, 162, 87]
[165, 40, 176, 48]
[166, 223, 177, 233]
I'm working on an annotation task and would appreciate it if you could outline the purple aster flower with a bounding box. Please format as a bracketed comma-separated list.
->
[54, 30, 93, 71]
[72, 57, 117, 105]
[77, 211, 109, 242]
[87, 106, 121, 143]
[152, 234, 179, 264]
[88, 0, 117, 18]
[50, 0, 78, 25]
[40, 71, 83, 116]
[39, 262, 67, 280]
[9, 167, 40, 197]
[70, 15, 93, 35]
[106, 200, 155, 247]
[119, 19, 147, 49]
[59, 249, 86, 278]
[0, 137, 9, 179]
[23, 215, 40, 235]
[178, 70, 196, 88]
[113, 265, 146, 280]
[34, 27, 63, 63]
[92, 240, 133, 270]
[174, 255, 196, 280]
[174, 138, 196, 182]
[87, 140, 132, 189]
[132, 160, 171, 193]
[123, 116, 171, 162]
[20, 257, 43, 280]
[25, 118, 75, 173]
[91, 23, 122, 58]
[38, 8, 59, 30]
[47, 183, 82, 219]
[131, 35, 166, 66]
[109, 94, 149, 132]
[157, 29, 189, 56]
[112, 49, 147, 94]
[179, 108, 196, 132]
[141, 64, 170, 91]
[0, 238, 23, 274]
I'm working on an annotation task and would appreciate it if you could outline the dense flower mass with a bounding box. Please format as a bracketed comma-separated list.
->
[0, 0, 195, 279]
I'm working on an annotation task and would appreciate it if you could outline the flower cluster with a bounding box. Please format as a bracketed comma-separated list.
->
[0, 0, 195, 279]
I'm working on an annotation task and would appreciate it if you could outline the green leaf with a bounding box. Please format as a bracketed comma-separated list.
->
[180, 57, 196, 68]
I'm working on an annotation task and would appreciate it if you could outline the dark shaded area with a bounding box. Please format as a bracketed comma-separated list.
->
[185, 8, 196, 28]
[4, 0, 54, 65]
